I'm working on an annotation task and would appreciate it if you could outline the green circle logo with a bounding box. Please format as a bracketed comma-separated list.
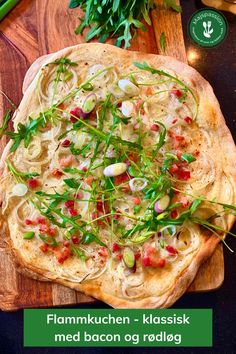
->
[188, 9, 228, 47]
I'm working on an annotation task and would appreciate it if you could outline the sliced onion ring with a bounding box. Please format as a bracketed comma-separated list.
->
[129, 178, 148, 192]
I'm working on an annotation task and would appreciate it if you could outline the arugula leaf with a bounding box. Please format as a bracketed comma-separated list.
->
[181, 153, 196, 163]
[160, 32, 166, 53]
[164, 0, 182, 13]
[63, 178, 81, 189]
[69, 0, 79, 9]
[71, 246, 86, 261]
[0, 109, 12, 138]
[39, 234, 58, 247]
[81, 232, 106, 247]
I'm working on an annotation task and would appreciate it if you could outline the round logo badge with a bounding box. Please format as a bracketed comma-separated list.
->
[188, 9, 228, 47]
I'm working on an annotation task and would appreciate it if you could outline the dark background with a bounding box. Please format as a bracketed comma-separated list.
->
[0, 1, 236, 353]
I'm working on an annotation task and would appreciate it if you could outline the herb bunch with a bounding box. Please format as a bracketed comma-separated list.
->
[69, 0, 181, 48]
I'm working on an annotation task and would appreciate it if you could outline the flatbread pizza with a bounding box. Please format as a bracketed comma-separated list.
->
[0, 43, 236, 308]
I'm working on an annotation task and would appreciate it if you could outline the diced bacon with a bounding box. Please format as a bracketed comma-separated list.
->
[25, 219, 34, 225]
[57, 247, 71, 264]
[28, 178, 39, 189]
[132, 196, 141, 205]
[171, 89, 183, 98]
[64, 200, 75, 208]
[57, 103, 65, 110]
[166, 245, 178, 255]
[184, 116, 193, 124]
[63, 240, 70, 247]
[151, 258, 166, 268]
[98, 247, 108, 258]
[150, 124, 159, 132]
[134, 99, 143, 113]
[39, 244, 48, 253]
[59, 156, 73, 167]
[85, 176, 93, 186]
[68, 207, 78, 217]
[71, 235, 79, 244]
[51, 168, 63, 178]
[112, 243, 121, 252]
[175, 169, 191, 181]
[36, 217, 46, 224]
[145, 87, 153, 96]
[70, 107, 82, 122]
[61, 139, 71, 147]
[135, 251, 141, 260]
[74, 191, 83, 199]
[121, 185, 131, 193]
[115, 253, 123, 261]
[142, 256, 151, 267]
[172, 118, 178, 124]
[171, 209, 178, 219]
[128, 152, 138, 163]
[114, 172, 130, 185]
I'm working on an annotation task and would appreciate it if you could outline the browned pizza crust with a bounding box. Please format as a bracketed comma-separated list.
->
[1, 44, 236, 308]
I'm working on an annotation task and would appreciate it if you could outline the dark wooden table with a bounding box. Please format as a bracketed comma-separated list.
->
[0, 0, 236, 353]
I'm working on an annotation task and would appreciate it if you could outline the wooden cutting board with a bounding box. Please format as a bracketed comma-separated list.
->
[0, 0, 224, 311]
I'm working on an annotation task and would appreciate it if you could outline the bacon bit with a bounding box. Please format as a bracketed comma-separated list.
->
[63, 240, 70, 247]
[184, 116, 193, 124]
[28, 178, 39, 189]
[48, 227, 57, 237]
[151, 258, 166, 268]
[74, 191, 83, 199]
[115, 253, 123, 261]
[117, 102, 122, 108]
[70, 107, 82, 122]
[57, 247, 71, 264]
[61, 139, 71, 147]
[180, 197, 190, 208]
[71, 235, 79, 244]
[176, 151, 182, 159]
[142, 257, 151, 267]
[59, 156, 73, 167]
[122, 184, 131, 193]
[25, 219, 34, 225]
[173, 190, 180, 195]
[128, 152, 138, 163]
[64, 200, 75, 208]
[68, 208, 78, 217]
[97, 198, 110, 214]
[193, 150, 200, 157]
[36, 216, 46, 224]
[39, 224, 49, 233]
[172, 118, 178, 124]
[166, 245, 178, 255]
[150, 123, 159, 132]
[85, 176, 93, 186]
[145, 87, 153, 96]
[175, 169, 191, 181]
[39, 244, 48, 253]
[82, 167, 88, 172]
[171, 209, 178, 219]
[57, 103, 65, 110]
[134, 99, 143, 113]
[112, 243, 121, 252]
[91, 212, 104, 226]
[98, 247, 108, 258]
[51, 168, 63, 178]
[132, 196, 141, 205]
[169, 164, 179, 173]
[135, 252, 141, 260]
[171, 89, 183, 98]
[114, 172, 130, 185]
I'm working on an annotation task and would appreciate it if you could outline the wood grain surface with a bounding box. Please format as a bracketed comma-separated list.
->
[0, 0, 224, 311]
